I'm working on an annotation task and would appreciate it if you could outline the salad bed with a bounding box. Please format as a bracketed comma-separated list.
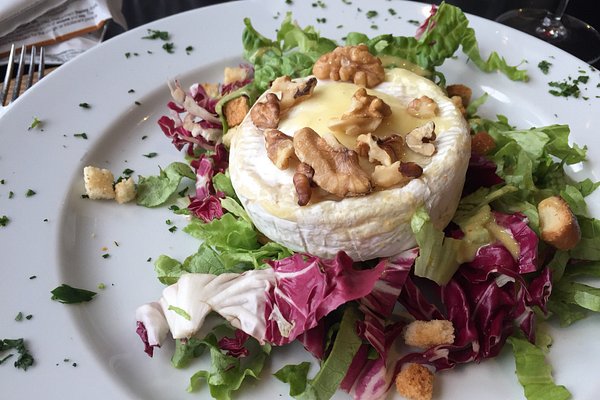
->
[134, 3, 600, 400]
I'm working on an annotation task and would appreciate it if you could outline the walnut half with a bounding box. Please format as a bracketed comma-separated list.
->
[406, 121, 436, 156]
[264, 129, 295, 169]
[356, 133, 404, 166]
[329, 88, 392, 136]
[270, 76, 317, 111]
[293, 127, 371, 197]
[293, 162, 315, 206]
[312, 44, 385, 88]
[251, 93, 280, 129]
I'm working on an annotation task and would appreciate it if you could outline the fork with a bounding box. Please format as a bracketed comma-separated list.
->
[1, 44, 45, 107]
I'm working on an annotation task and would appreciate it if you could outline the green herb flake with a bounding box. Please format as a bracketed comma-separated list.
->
[366, 10, 378, 18]
[342, 0, 351, 4]
[169, 205, 180, 211]
[102, 253, 110, 259]
[78, 102, 91, 109]
[73, 132, 88, 139]
[548, 79, 581, 98]
[81, 194, 89, 199]
[142, 29, 170, 41]
[370, 24, 378, 29]
[123, 168, 134, 176]
[50, 284, 97, 304]
[316, 17, 327, 23]
[25, 315, 32, 320]
[143, 152, 157, 158]
[168, 226, 178, 233]
[0, 179, 4, 184]
[185, 46, 194, 55]
[28, 117, 42, 130]
[128, 89, 135, 93]
[0, 338, 34, 370]
[135, 101, 142, 106]
[577, 75, 589, 84]
[312, 1, 325, 7]
[162, 42, 175, 54]
[0, 215, 9, 227]
[388, 8, 397, 16]
[125, 52, 131, 58]
[29, 276, 36, 280]
[408, 19, 420, 25]
[285, 0, 293, 4]
[142, 135, 148, 140]
[146, 257, 152, 262]
[168, 305, 191, 320]
[97, 283, 106, 289]
[15, 312, 23, 321]
[538, 60, 552, 74]
[25, 189, 36, 197]
[9, 191, 14, 199]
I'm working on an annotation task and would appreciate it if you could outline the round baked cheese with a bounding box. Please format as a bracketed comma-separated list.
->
[229, 68, 471, 260]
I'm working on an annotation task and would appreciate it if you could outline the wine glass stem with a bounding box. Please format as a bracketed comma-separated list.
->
[536, 0, 569, 40]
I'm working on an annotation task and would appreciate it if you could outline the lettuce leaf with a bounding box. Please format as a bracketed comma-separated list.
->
[187, 328, 270, 400]
[508, 335, 571, 400]
[136, 162, 195, 207]
[273, 362, 312, 397]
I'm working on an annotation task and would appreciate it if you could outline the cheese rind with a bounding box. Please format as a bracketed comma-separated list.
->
[229, 69, 470, 260]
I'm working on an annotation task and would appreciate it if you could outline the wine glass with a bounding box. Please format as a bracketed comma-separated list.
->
[495, 0, 600, 64]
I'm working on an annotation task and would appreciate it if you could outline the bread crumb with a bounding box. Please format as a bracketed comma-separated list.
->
[223, 96, 249, 127]
[115, 177, 136, 204]
[84, 166, 115, 200]
[395, 363, 434, 400]
[538, 196, 581, 250]
[404, 320, 455, 349]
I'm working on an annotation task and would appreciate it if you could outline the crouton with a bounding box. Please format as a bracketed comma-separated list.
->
[115, 177, 136, 204]
[223, 96, 249, 127]
[538, 196, 581, 250]
[84, 166, 115, 200]
[224, 66, 249, 85]
[404, 320, 455, 349]
[446, 84, 472, 107]
[471, 131, 496, 155]
[395, 363, 434, 400]
[450, 95, 466, 116]
[201, 83, 220, 98]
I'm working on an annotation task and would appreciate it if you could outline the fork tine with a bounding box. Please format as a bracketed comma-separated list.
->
[1, 44, 16, 105]
[38, 47, 45, 80]
[10, 44, 26, 102]
[25, 46, 36, 91]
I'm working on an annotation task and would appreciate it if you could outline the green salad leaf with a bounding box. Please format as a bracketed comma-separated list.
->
[508, 335, 571, 400]
[136, 162, 195, 207]
[50, 284, 97, 304]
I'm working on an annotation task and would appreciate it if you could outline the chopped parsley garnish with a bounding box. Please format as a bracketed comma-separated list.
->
[0, 338, 34, 370]
[408, 19, 420, 25]
[123, 168, 134, 176]
[162, 42, 175, 54]
[142, 29, 170, 41]
[135, 101, 142, 106]
[78, 102, 91, 109]
[81, 194, 89, 199]
[146, 257, 152, 262]
[371, 24, 378, 29]
[577, 75, 589, 84]
[25, 189, 36, 197]
[168, 226, 177, 233]
[125, 52, 131, 58]
[102, 253, 110, 259]
[29, 275, 36, 280]
[169, 205, 180, 211]
[547, 75, 590, 98]
[26, 315, 32, 320]
[74, 132, 88, 139]
[142, 135, 148, 140]
[285, 0, 293, 4]
[165, 219, 173, 225]
[185, 46, 194, 55]
[341, 0, 351, 4]
[43, 218, 48, 222]
[50, 284, 97, 304]
[0, 215, 10, 227]
[128, 89, 135, 93]
[336, 24, 343, 29]
[366, 10, 378, 18]
[316, 17, 326, 23]
[143, 152, 158, 158]
[312, 0, 325, 7]
[98, 283, 106, 289]
[388, 8, 397, 15]
[28, 117, 42, 130]
[0, 179, 4, 184]
[15, 312, 23, 321]
[9, 191, 14, 199]
[538, 60, 552, 74]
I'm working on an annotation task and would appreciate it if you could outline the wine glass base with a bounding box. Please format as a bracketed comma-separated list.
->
[496, 8, 600, 64]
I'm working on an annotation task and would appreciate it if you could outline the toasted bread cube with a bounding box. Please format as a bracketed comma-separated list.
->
[223, 95, 249, 127]
[115, 177, 136, 204]
[202, 83, 220, 98]
[538, 196, 581, 250]
[471, 131, 496, 155]
[224, 66, 249, 85]
[404, 320, 455, 349]
[395, 363, 434, 400]
[84, 166, 115, 200]
[446, 84, 472, 107]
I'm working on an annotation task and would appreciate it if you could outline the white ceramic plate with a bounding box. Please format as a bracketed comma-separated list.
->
[2, 1, 600, 399]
